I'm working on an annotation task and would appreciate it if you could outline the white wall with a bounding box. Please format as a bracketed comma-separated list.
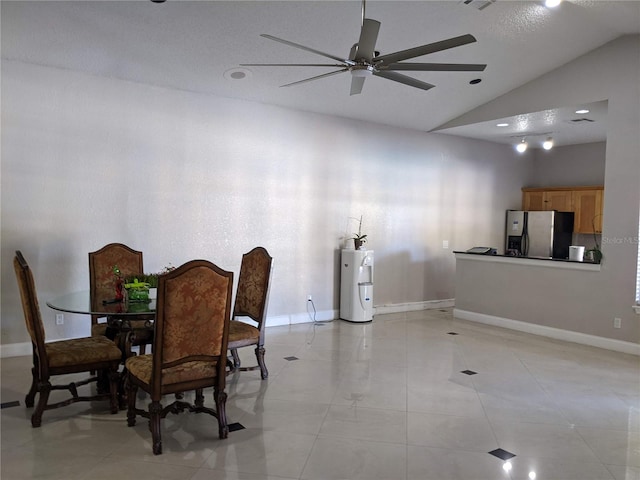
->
[444, 35, 640, 344]
[0, 59, 528, 348]
[530, 141, 606, 187]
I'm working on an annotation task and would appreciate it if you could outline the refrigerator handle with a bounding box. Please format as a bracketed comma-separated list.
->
[522, 232, 529, 256]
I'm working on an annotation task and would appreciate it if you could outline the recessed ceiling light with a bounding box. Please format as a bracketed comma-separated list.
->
[545, 0, 562, 8]
[223, 68, 252, 81]
[496, 123, 509, 127]
[469, 78, 482, 85]
[575, 108, 590, 114]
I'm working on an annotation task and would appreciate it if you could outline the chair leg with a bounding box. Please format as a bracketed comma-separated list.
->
[139, 344, 146, 355]
[108, 367, 119, 414]
[230, 348, 241, 368]
[149, 400, 163, 455]
[126, 378, 138, 427]
[25, 366, 38, 408]
[31, 381, 51, 428]
[214, 388, 228, 439]
[255, 346, 269, 380]
[195, 389, 204, 407]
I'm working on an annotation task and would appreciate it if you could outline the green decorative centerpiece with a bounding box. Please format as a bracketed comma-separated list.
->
[123, 277, 151, 303]
[123, 265, 174, 303]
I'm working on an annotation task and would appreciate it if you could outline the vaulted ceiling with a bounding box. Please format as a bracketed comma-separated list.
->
[3, 1, 639, 147]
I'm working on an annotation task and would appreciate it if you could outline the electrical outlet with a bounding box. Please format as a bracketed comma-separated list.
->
[307, 294, 312, 301]
[614, 317, 622, 328]
[55, 313, 64, 325]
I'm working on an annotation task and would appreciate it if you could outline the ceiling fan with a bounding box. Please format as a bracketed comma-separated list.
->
[241, 1, 486, 95]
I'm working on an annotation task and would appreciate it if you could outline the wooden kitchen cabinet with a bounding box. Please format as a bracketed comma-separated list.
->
[522, 188, 574, 212]
[573, 188, 603, 233]
[522, 190, 546, 210]
[522, 185, 604, 234]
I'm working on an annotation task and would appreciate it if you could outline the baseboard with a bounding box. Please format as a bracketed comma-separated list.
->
[265, 309, 338, 327]
[374, 298, 455, 315]
[454, 308, 640, 356]
[0, 342, 32, 359]
[264, 300, 454, 327]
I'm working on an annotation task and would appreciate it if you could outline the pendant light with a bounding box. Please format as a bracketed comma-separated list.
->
[543, 137, 554, 150]
[516, 139, 528, 153]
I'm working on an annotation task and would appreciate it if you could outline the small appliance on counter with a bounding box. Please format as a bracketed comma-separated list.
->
[465, 247, 497, 255]
[506, 210, 574, 259]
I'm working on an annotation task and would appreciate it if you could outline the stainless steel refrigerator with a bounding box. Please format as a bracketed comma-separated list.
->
[505, 210, 574, 258]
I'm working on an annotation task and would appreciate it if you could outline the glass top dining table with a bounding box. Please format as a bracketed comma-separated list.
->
[46, 291, 156, 316]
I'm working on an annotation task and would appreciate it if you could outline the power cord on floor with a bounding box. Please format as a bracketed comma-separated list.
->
[307, 298, 317, 322]
[307, 298, 333, 325]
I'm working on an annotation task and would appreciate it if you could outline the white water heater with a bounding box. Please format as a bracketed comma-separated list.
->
[340, 249, 374, 323]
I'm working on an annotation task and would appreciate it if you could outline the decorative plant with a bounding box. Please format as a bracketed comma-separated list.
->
[350, 215, 367, 248]
[112, 265, 122, 279]
[584, 215, 603, 263]
[112, 265, 124, 301]
[124, 264, 176, 288]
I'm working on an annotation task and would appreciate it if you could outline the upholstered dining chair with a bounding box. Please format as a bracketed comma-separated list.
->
[89, 243, 153, 355]
[125, 259, 233, 455]
[13, 251, 121, 427]
[228, 247, 273, 379]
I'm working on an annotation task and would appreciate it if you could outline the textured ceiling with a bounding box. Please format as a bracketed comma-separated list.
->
[2, 0, 639, 146]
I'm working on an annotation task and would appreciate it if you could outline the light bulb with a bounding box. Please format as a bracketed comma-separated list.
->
[516, 140, 528, 153]
[543, 137, 554, 150]
[545, 0, 562, 7]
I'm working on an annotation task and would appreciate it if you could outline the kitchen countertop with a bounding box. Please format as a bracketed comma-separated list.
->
[453, 251, 601, 271]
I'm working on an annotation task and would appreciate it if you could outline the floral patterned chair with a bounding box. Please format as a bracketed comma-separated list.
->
[125, 259, 233, 455]
[228, 247, 273, 379]
[14, 251, 121, 427]
[89, 243, 153, 355]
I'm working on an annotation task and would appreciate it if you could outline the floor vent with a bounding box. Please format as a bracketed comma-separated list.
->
[461, 0, 497, 11]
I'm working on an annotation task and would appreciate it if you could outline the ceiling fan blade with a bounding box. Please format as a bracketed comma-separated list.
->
[350, 76, 366, 96]
[353, 18, 381, 61]
[261, 34, 354, 65]
[241, 63, 347, 67]
[280, 68, 349, 88]
[373, 71, 435, 91]
[374, 34, 478, 65]
[383, 62, 487, 72]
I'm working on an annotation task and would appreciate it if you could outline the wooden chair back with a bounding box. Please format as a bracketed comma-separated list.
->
[89, 243, 144, 323]
[14, 251, 49, 377]
[233, 246, 273, 331]
[152, 259, 233, 397]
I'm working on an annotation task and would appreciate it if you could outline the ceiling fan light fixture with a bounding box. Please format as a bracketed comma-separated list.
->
[351, 66, 374, 77]
[245, 5, 487, 95]
[516, 139, 528, 153]
[543, 137, 554, 150]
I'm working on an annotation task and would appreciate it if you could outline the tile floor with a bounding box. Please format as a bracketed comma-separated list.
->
[1, 309, 639, 480]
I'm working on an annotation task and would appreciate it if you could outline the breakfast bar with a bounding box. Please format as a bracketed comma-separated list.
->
[450, 251, 627, 352]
